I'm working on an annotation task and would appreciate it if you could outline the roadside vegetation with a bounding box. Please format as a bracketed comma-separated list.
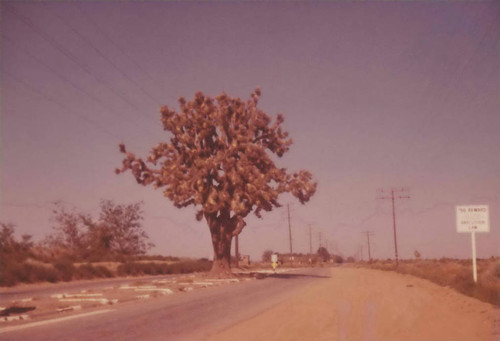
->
[361, 258, 500, 306]
[0, 200, 211, 287]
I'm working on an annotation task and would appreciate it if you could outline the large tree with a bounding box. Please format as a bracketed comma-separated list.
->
[117, 89, 316, 275]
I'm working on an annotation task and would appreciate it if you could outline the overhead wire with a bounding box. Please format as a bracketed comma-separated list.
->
[74, 3, 165, 100]
[2, 36, 155, 136]
[3, 69, 122, 140]
[3, 5, 155, 117]
[43, 2, 162, 107]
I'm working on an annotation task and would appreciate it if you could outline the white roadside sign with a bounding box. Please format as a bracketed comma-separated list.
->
[456, 205, 490, 283]
[456, 205, 490, 233]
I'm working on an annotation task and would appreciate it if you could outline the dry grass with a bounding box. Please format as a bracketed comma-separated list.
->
[361, 258, 500, 306]
[74, 261, 122, 273]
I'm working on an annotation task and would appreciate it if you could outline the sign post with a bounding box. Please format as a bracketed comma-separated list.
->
[471, 231, 477, 282]
[456, 205, 490, 283]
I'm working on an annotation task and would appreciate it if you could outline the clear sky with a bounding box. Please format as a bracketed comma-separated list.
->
[1, 1, 499, 261]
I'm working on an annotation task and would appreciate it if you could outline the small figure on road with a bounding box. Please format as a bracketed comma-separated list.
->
[271, 253, 278, 273]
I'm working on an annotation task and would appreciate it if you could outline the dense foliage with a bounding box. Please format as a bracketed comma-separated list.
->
[43, 200, 153, 261]
[118, 89, 316, 273]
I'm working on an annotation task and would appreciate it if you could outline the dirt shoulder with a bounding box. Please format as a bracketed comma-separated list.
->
[210, 267, 500, 341]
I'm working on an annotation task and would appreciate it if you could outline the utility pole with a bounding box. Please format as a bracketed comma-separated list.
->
[377, 188, 410, 267]
[308, 224, 312, 254]
[362, 231, 374, 262]
[318, 231, 322, 248]
[234, 234, 239, 267]
[287, 204, 293, 262]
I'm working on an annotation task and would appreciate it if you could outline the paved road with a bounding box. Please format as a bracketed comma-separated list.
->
[1, 267, 331, 341]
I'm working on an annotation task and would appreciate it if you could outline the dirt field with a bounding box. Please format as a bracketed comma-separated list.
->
[210, 267, 500, 341]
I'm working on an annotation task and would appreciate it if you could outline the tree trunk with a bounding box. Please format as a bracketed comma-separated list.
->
[206, 211, 234, 277]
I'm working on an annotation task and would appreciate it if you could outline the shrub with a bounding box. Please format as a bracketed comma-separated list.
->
[53, 260, 76, 281]
[0, 261, 59, 286]
[116, 259, 212, 277]
[75, 264, 97, 279]
[94, 265, 113, 278]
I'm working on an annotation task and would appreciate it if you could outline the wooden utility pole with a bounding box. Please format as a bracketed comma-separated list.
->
[362, 231, 374, 262]
[309, 224, 312, 254]
[234, 234, 239, 267]
[377, 188, 410, 266]
[287, 204, 293, 262]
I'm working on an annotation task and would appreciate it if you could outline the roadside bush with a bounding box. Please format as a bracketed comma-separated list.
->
[76, 263, 98, 279]
[135, 255, 180, 262]
[53, 260, 76, 281]
[117, 262, 138, 276]
[74, 263, 114, 279]
[0, 261, 59, 286]
[116, 259, 212, 277]
[94, 265, 113, 278]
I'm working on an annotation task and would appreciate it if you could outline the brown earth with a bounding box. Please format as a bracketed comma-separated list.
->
[210, 267, 500, 341]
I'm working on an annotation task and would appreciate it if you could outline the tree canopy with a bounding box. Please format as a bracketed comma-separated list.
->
[117, 89, 316, 273]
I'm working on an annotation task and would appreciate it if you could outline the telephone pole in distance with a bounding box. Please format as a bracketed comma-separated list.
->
[308, 224, 312, 254]
[377, 187, 410, 266]
[362, 230, 374, 262]
[287, 204, 293, 262]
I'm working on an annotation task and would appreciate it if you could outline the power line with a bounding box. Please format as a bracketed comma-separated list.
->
[74, 3, 164, 97]
[3, 36, 155, 136]
[4, 5, 152, 115]
[376, 187, 410, 267]
[4, 70, 121, 140]
[44, 3, 162, 106]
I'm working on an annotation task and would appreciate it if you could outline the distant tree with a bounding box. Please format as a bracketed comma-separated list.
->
[43, 202, 91, 260]
[262, 249, 274, 262]
[97, 200, 153, 257]
[317, 246, 330, 262]
[332, 254, 343, 264]
[117, 89, 316, 275]
[44, 201, 153, 260]
[414, 249, 421, 260]
[0, 222, 34, 262]
[0, 223, 16, 253]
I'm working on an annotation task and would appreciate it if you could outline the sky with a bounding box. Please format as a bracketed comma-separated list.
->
[1, 1, 499, 262]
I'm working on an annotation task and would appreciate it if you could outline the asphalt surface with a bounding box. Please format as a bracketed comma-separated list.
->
[1, 267, 331, 341]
